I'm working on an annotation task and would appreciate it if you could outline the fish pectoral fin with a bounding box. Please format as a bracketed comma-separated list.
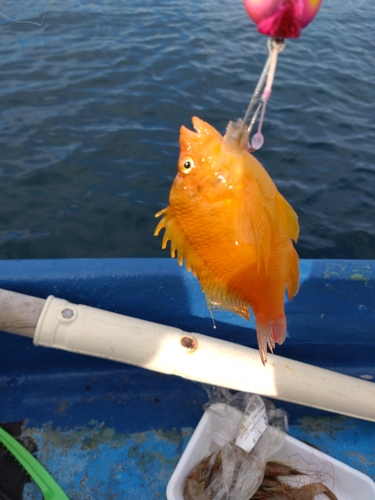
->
[232, 182, 272, 270]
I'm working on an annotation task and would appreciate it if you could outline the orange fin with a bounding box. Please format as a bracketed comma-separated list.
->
[232, 178, 272, 272]
[287, 247, 300, 300]
[275, 192, 300, 300]
[276, 191, 299, 242]
[256, 316, 286, 365]
[155, 208, 251, 320]
[155, 207, 185, 264]
[204, 285, 250, 321]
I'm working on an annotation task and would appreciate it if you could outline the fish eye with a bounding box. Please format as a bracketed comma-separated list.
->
[179, 157, 195, 174]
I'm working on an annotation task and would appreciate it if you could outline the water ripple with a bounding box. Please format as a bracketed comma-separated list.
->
[0, 0, 374, 258]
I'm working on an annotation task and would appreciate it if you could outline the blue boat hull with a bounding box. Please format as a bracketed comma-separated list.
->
[0, 258, 374, 498]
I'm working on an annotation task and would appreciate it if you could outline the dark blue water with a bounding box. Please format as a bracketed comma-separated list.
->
[0, 0, 374, 259]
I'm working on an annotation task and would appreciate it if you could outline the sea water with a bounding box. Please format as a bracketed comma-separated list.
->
[0, 0, 374, 259]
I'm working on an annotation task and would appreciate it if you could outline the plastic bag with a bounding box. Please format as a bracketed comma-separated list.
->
[184, 388, 288, 500]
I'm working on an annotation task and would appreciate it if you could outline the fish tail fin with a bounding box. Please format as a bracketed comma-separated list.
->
[256, 316, 286, 365]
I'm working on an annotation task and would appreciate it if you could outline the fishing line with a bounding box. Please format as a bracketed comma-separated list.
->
[243, 37, 285, 151]
[0, 1, 49, 27]
[0, 11, 46, 26]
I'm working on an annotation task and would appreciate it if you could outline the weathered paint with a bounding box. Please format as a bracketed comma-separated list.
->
[10, 416, 375, 498]
[290, 416, 375, 479]
[21, 423, 193, 499]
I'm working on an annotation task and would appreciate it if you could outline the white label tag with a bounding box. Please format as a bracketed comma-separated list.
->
[235, 394, 268, 453]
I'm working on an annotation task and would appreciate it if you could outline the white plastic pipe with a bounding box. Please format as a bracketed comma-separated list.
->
[34, 296, 375, 422]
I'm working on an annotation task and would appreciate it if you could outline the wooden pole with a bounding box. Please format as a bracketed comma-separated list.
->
[0, 288, 45, 338]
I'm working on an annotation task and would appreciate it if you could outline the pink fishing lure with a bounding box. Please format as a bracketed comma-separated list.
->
[243, 0, 322, 38]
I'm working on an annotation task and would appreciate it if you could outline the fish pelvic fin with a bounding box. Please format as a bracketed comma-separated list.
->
[205, 288, 250, 321]
[155, 207, 251, 320]
[256, 316, 286, 365]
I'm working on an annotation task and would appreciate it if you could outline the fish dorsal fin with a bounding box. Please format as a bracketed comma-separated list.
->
[155, 207, 251, 320]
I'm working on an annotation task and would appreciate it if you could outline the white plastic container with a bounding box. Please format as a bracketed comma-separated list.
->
[167, 409, 375, 500]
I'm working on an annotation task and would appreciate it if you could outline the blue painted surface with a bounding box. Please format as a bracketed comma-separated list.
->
[0, 258, 374, 497]
[21, 424, 194, 500]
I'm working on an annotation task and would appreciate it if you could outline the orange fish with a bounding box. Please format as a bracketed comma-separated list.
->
[155, 117, 299, 363]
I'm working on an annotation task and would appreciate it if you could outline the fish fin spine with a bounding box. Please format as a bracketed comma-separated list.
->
[155, 207, 204, 272]
[155, 208, 179, 260]
[155, 206, 251, 320]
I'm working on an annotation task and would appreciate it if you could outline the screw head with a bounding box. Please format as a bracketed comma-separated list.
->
[62, 308, 74, 319]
